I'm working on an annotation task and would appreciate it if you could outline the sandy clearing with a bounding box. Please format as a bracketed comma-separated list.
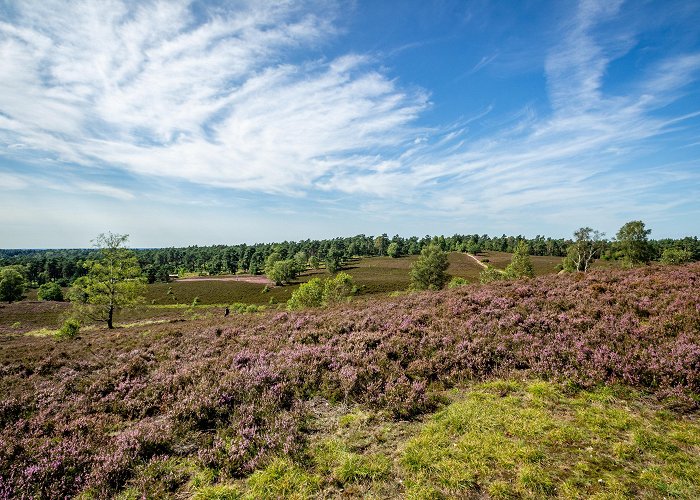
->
[175, 275, 274, 286]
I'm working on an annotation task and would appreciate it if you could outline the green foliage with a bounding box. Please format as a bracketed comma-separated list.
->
[410, 244, 449, 290]
[69, 233, 146, 329]
[660, 248, 693, 265]
[562, 227, 605, 272]
[55, 318, 80, 340]
[448, 276, 469, 288]
[0, 266, 27, 303]
[616, 220, 652, 266]
[386, 242, 400, 258]
[308, 256, 320, 269]
[324, 245, 344, 274]
[37, 282, 64, 301]
[479, 265, 505, 284]
[287, 272, 356, 310]
[504, 241, 535, 279]
[266, 259, 298, 285]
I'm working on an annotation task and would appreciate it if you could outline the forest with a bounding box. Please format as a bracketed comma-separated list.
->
[2, 231, 699, 287]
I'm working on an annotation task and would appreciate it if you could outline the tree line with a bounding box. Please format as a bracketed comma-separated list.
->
[1, 228, 699, 289]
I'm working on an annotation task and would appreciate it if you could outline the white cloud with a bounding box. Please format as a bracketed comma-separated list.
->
[74, 182, 135, 200]
[0, 0, 699, 233]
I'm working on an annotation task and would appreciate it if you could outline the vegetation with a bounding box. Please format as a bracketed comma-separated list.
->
[562, 226, 605, 272]
[1, 229, 698, 288]
[69, 233, 146, 329]
[410, 244, 449, 290]
[1, 262, 698, 497]
[37, 281, 64, 301]
[0, 266, 26, 303]
[504, 241, 535, 279]
[661, 247, 694, 265]
[616, 220, 652, 266]
[287, 272, 355, 309]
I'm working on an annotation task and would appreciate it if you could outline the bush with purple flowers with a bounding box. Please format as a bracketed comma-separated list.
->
[1, 263, 699, 497]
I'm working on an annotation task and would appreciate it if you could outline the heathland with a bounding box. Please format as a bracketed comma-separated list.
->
[1, 251, 699, 498]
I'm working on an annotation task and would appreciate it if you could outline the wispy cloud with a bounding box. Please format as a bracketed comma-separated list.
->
[1, 0, 699, 237]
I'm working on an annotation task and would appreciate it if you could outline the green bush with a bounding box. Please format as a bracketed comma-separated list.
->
[55, 318, 80, 340]
[660, 248, 693, 265]
[479, 266, 505, 284]
[38, 282, 64, 301]
[448, 277, 469, 288]
[287, 273, 355, 310]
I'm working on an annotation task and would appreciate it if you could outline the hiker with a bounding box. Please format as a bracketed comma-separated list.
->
[224, 307, 229, 317]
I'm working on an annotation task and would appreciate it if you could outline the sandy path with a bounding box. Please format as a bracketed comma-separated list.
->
[176, 275, 274, 285]
[466, 253, 488, 269]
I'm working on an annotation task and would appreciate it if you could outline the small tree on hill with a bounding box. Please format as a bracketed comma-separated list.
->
[616, 220, 652, 266]
[563, 227, 605, 272]
[0, 266, 26, 303]
[410, 244, 449, 290]
[504, 241, 535, 279]
[70, 233, 145, 329]
[267, 259, 298, 285]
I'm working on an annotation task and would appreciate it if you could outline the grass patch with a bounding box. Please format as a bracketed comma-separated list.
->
[401, 380, 700, 498]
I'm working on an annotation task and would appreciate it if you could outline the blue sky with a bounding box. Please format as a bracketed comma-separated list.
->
[1, 0, 699, 248]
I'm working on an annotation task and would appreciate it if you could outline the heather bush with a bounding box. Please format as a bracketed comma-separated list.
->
[1, 263, 699, 497]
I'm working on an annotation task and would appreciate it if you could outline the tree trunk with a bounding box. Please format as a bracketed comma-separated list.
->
[107, 305, 114, 329]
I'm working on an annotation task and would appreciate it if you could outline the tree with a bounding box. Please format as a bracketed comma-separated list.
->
[562, 227, 605, 272]
[37, 282, 64, 301]
[387, 242, 400, 258]
[266, 259, 298, 285]
[504, 241, 535, 279]
[410, 244, 449, 290]
[0, 267, 26, 303]
[325, 245, 343, 274]
[70, 233, 145, 329]
[616, 220, 652, 266]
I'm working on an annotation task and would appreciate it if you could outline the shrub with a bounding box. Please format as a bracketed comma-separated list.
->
[38, 282, 64, 301]
[479, 266, 505, 284]
[448, 277, 469, 288]
[0, 266, 26, 303]
[660, 248, 693, 265]
[55, 318, 80, 339]
[287, 273, 356, 310]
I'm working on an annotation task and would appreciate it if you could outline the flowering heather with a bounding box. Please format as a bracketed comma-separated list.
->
[1, 264, 699, 497]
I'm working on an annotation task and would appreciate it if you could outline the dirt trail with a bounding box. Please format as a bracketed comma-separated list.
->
[466, 253, 488, 269]
[176, 275, 274, 285]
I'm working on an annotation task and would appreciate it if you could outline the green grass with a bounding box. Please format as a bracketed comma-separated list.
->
[401, 380, 700, 498]
[193, 380, 700, 499]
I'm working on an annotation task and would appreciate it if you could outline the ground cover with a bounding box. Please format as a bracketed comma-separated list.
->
[1, 263, 698, 498]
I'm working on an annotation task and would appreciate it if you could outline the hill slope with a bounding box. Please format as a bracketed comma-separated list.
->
[1, 264, 699, 498]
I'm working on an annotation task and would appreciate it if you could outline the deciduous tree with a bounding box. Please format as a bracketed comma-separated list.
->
[563, 227, 605, 272]
[70, 233, 145, 329]
[0, 266, 26, 303]
[616, 220, 652, 266]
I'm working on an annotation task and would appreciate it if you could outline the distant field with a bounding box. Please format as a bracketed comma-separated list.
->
[2, 252, 566, 333]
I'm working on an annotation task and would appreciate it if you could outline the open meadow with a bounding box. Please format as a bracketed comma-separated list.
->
[1, 262, 699, 498]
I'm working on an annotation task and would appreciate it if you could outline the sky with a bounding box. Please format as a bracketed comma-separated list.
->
[1, 0, 699, 248]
